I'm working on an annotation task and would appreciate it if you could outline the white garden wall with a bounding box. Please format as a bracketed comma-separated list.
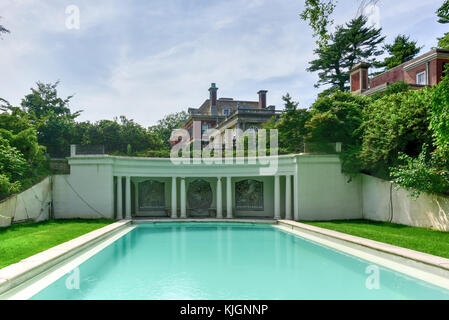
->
[362, 174, 449, 231]
[46, 154, 449, 231]
[0, 177, 51, 227]
[297, 155, 363, 221]
[52, 160, 115, 220]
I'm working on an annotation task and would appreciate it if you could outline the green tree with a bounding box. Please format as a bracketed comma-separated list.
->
[0, 16, 9, 39]
[263, 94, 311, 154]
[340, 16, 385, 71]
[308, 16, 385, 91]
[149, 111, 188, 149]
[73, 116, 164, 156]
[437, 1, 449, 48]
[300, 0, 336, 47]
[308, 38, 348, 91]
[0, 128, 47, 200]
[390, 145, 449, 197]
[437, 0, 449, 24]
[308, 91, 370, 145]
[438, 33, 449, 49]
[430, 65, 449, 149]
[374, 35, 422, 71]
[389, 68, 449, 197]
[21, 81, 81, 120]
[370, 81, 411, 100]
[360, 88, 433, 179]
[299, 0, 381, 47]
[0, 137, 27, 183]
[21, 81, 81, 157]
[119, 116, 162, 154]
[305, 91, 371, 175]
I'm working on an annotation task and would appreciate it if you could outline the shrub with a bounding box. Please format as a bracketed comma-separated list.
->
[0, 138, 28, 182]
[391, 70, 449, 196]
[359, 88, 433, 179]
[308, 91, 370, 146]
[430, 65, 449, 148]
[0, 174, 21, 200]
[391, 145, 449, 197]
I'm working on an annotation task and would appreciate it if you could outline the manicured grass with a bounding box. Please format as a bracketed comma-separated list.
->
[0, 219, 113, 269]
[301, 220, 449, 259]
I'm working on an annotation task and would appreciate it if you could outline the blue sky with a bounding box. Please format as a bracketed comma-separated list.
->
[0, 0, 447, 127]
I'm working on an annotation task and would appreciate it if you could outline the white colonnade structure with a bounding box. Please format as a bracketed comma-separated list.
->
[53, 149, 362, 221]
[113, 160, 298, 220]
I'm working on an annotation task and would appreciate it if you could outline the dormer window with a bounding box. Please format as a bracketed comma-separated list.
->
[416, 71, 426, 85]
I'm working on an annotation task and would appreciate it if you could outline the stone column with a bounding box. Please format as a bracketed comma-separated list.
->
[125, 176, 131, 220]
[117, 176, 123, 219]
[285, 175, 292, 220]
[180, 178, 187, 218]
[274, 175, 281, 219]
[216, 177, 223, 218]
[171, 177, 177, 219]
[134, 181, 139, 217]
[293, 173, 299, 221]
[226, 176, 232, 219]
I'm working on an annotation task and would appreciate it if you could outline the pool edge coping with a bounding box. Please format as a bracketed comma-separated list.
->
[133, 218, 277, 224]
[0, 220, 131, 296]
[277, 220, 449, 273]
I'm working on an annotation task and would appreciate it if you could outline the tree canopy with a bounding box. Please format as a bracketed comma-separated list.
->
[0, 16, 9, 38]
[308, 15, 384, 91]
[374, 35, 422, 71]
[149, 111, 188, 149]
[437, 0, 449, 24]
[300, 0, 336, 47]
[437, 1, 449, 48]
[263, 94, 311, 154]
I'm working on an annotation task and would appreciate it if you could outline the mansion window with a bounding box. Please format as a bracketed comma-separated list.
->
[416, 71, 426, 85]
[201, 123, 210, 135]
[223, 108, 231, 116]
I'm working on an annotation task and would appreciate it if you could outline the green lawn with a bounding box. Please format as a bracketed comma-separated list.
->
[301, 220, 449, 259]
[0, 219, 113, 269]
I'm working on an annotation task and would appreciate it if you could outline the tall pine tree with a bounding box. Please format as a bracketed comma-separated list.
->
[0, 16, 9, 39]
[374, 35, 422, 71]
[308, 15, 385, 92]
[437, 1, 449, 49]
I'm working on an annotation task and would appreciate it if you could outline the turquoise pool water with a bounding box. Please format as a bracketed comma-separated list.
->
[31, 223, 449, 300]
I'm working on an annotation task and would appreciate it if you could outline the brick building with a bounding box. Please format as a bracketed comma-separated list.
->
[350, 48, 449, 96]
[182, 83, 280, 143]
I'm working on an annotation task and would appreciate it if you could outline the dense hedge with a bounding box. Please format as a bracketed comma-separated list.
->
[0, 106, 49, 200]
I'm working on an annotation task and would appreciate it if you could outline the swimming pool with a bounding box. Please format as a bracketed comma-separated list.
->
[29, 223, 449, 300]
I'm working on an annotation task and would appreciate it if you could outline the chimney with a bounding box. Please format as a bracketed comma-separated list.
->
[350, 62, 370, 94]
[258, 90, 267, 109]
[209, 83, 218, 115]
